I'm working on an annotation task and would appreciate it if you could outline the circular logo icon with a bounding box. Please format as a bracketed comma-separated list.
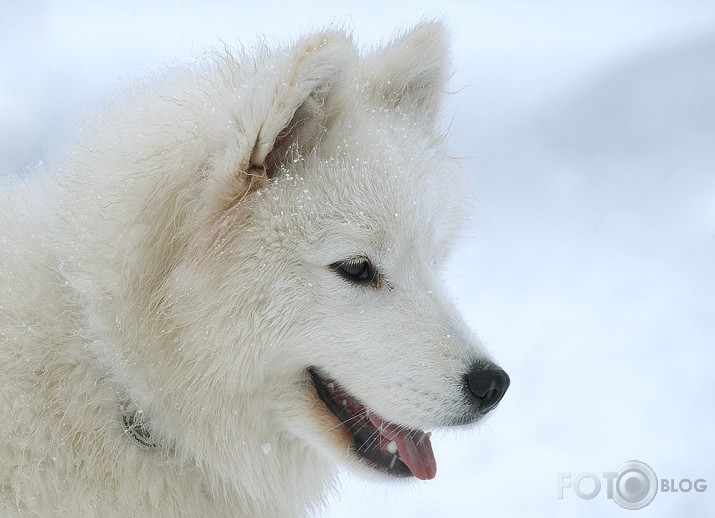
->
[613, 460, 658, 510]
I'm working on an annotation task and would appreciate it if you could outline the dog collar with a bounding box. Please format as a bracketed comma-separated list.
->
[121, 402, 160, 451]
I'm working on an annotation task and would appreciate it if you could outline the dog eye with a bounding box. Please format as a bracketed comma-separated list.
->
[330, 258, 378, 286]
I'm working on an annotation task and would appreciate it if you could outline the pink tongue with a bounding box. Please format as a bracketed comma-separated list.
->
[368, 414, 436, 480]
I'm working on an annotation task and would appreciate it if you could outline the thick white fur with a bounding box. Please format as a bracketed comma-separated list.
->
[0, 24, 493, 517]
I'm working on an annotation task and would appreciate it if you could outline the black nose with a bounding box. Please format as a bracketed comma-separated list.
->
[464, 362, 510, 415]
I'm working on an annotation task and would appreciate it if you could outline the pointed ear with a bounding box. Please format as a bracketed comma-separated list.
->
[205, 32, 356, 216]
[248, 33, 357, 172]
[363, 22, 451, 121]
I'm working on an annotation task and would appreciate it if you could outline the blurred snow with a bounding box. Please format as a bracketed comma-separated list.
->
[2, 1, 714, 516]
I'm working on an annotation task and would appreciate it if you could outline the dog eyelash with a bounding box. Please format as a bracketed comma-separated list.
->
[330, 258, 381, 287]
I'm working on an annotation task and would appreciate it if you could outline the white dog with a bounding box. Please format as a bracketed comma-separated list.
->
[0, 23, 509, 517]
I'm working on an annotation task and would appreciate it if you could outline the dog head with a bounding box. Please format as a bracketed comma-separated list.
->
[143, 24, 509, 484]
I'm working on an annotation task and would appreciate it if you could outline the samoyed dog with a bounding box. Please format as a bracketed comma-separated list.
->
[0, 23, 509, 517]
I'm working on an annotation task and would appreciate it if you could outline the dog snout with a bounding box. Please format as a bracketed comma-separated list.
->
[464, 362, 510, 415]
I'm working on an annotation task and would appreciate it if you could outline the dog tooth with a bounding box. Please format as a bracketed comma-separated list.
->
[388, 454, 398, 470]
[341, 400, 347, 407]
[327, 382, 334, 392]
[386, 440, 398, 454]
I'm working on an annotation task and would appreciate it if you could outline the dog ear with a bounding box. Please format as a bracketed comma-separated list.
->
[363, 22, 451, 122]
[248, 34, 356, 173]
[207, 33, 356, 216]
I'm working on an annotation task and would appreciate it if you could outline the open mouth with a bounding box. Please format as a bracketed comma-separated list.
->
[308, 367, 436, 480]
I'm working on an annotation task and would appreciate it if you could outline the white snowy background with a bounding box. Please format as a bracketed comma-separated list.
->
[2, 1, 714, 516]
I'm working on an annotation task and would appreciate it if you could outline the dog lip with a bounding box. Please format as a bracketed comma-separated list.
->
[307, 367, 435, 480]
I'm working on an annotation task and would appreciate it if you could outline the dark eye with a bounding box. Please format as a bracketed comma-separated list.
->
[330, 258, 378, 286]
